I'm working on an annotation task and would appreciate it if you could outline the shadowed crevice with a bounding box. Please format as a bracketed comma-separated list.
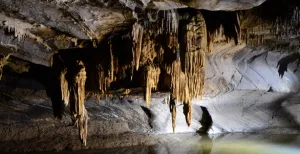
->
[141, 106, 153, 129]
[277, 53, 299, 78]
[198, 106, 212, 134]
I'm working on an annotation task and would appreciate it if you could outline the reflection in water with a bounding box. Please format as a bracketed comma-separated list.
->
[200, 134, 213, 154]
[11, 133, 300, 154]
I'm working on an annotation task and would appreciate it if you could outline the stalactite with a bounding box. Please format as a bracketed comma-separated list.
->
[167, 59, 189, 128]
[96, 66, 107, 93]
[168, 59, 188, 103]
[240, 4, 300, 48]
[0, 14, 51, 50]
[207, 33, 214, 53]
[145, 65, 161, 107]
[184, 51, 205, 98]
[203, 11, 240, 48]
[183, 101, 192, 126]
[0, 54, 10, 80]
[69, 61, 88, 145]
[164, 10, 178, 34]
[60, 68, 69, 106]
[132, 23, 144, 71]
[97, 94, 101, 104]
[109, 40, 114, 82]
[93, 40, 117, 97]
[159, 12, 207, 130]
[180, 13, 207, 126]
[140, 31, 157, 65]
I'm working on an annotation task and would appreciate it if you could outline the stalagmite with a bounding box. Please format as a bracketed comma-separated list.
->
[96, 67, 107, 94]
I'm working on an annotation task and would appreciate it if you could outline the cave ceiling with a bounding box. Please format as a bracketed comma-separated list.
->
[0, 0, 269, 66]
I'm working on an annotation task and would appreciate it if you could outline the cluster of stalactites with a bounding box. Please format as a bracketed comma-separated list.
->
[0, 54, 10, 80]
[273, 7, 300, 38]
[145, 65, 161, 107]
[207, 25, 226, 53]
[95, 40, 118, 103]
[96, 64, 115, 95]
[166, 57, 201, 131]
[167, 59, 190, 104]
[131, 11, 207, 132]
[184, 14, 207, 99]
[167, 59, 191, 132]
[144, 10, 179, 35]
[132, 10, 179, 108]
[245, 7, 300, 47]
[59, 61, 88, 145]
[168, 14, 207, 131]
[208, 12, 241, 52]
[244, 30, 265, 46]
[160, 9, 179, 34]
[132, 22, 161, 107]
[208, 24, 241, 51]
[239, 6, 300, 50]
